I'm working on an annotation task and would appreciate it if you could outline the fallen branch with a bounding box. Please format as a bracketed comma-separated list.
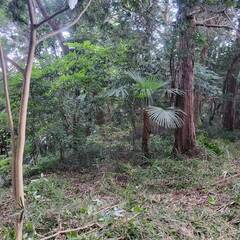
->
[40, 223, 102, 240]
[209, 172, 240, 189]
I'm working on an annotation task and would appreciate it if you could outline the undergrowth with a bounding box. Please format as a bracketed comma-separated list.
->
[1, 136, 240, 239]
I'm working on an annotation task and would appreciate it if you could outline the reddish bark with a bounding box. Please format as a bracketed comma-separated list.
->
[174, 2, 196, 154]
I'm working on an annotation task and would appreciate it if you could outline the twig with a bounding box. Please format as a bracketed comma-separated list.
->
[35, 6, 69, 28]
[122, 213, 141, 223]
[94, 203, 120, 215]
[216, 201, 235, 211]
[40, 223, 102, 240]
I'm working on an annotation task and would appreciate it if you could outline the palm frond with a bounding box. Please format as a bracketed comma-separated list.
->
[126, 71, 143, 83]
[146, 106, 185, 129]
[126, 71, 162, 99]
[165, 88, 185, 96]
[107, 86, 128, 98]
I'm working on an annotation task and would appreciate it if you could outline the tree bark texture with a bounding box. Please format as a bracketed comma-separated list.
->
[174, 1, 196, 154]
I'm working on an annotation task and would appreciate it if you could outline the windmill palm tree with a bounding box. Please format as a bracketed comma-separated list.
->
[108, 71, 184, 157]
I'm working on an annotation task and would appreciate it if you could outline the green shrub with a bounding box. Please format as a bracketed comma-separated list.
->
[25, 155, 57, 177]
[0, 158, 10, 173]
[25, 176, 66, 203]
[198, 134, 224, 155]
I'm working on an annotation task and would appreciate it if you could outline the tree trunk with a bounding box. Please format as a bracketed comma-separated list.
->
[14, 2, 37, 239]
[142, 110, 151, 157]
[193, 92, 200, 126]
[222, 63, 240, 130]
[222, 27, 240, 130]
[194, 43, 209, 126]
[174, 1, 196, 154]
[209, 99, 221, 126]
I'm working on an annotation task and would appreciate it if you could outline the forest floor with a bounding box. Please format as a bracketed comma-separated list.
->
[1, 132, 240, 239]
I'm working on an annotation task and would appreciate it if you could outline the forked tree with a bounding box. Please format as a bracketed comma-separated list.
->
[0, 0, 92, 239]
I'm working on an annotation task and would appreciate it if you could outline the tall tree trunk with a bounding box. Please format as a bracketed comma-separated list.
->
[174, 1, 196, 154]
[193, 92, 200, 126]
[222, 58, 240, 130]
[14, 2, 37, 239]
[194, 43, 209, 126]
[222, 22, 240, 130]
[209, 99, 221, 126]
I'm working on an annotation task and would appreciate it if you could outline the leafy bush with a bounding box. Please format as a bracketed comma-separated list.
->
[24, 155, 58, 177]
[26, 176, 66, 202]
[205, 127, 240, 142]
[198, 134, 224, 155]
[150, 135, 174, 157]
[0, 157, 10, 174]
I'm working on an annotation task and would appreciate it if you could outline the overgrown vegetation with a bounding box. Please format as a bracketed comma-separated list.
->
[0, 0, 240, 239]
[1, 129, 240, 239]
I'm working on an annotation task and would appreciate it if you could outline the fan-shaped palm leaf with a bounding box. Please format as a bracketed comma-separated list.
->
[126, 71, 143, 83]
[165, 88, 185, 96]
[146, 106, 185, 129]
[107, 86, 128, 98]
[126, 71, 163, 100]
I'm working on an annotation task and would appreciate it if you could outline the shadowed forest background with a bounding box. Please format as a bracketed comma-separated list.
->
[0, 0, 240, 239]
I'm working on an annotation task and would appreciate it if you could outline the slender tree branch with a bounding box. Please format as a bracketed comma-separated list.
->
[5, 56, 24, 73]
[35, 5, 69, 28]
[35, 0, 69, 54]
[28, 0, 36, 25]
[37, 0, 93, 45]
[199, 16, 219, 24]
[196, 22, 233, 30]
[224, 11, 240, 37]
[196, 11, 240, 37]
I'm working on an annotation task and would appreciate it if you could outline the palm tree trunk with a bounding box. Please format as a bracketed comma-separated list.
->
[142, 110, 151, 157]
